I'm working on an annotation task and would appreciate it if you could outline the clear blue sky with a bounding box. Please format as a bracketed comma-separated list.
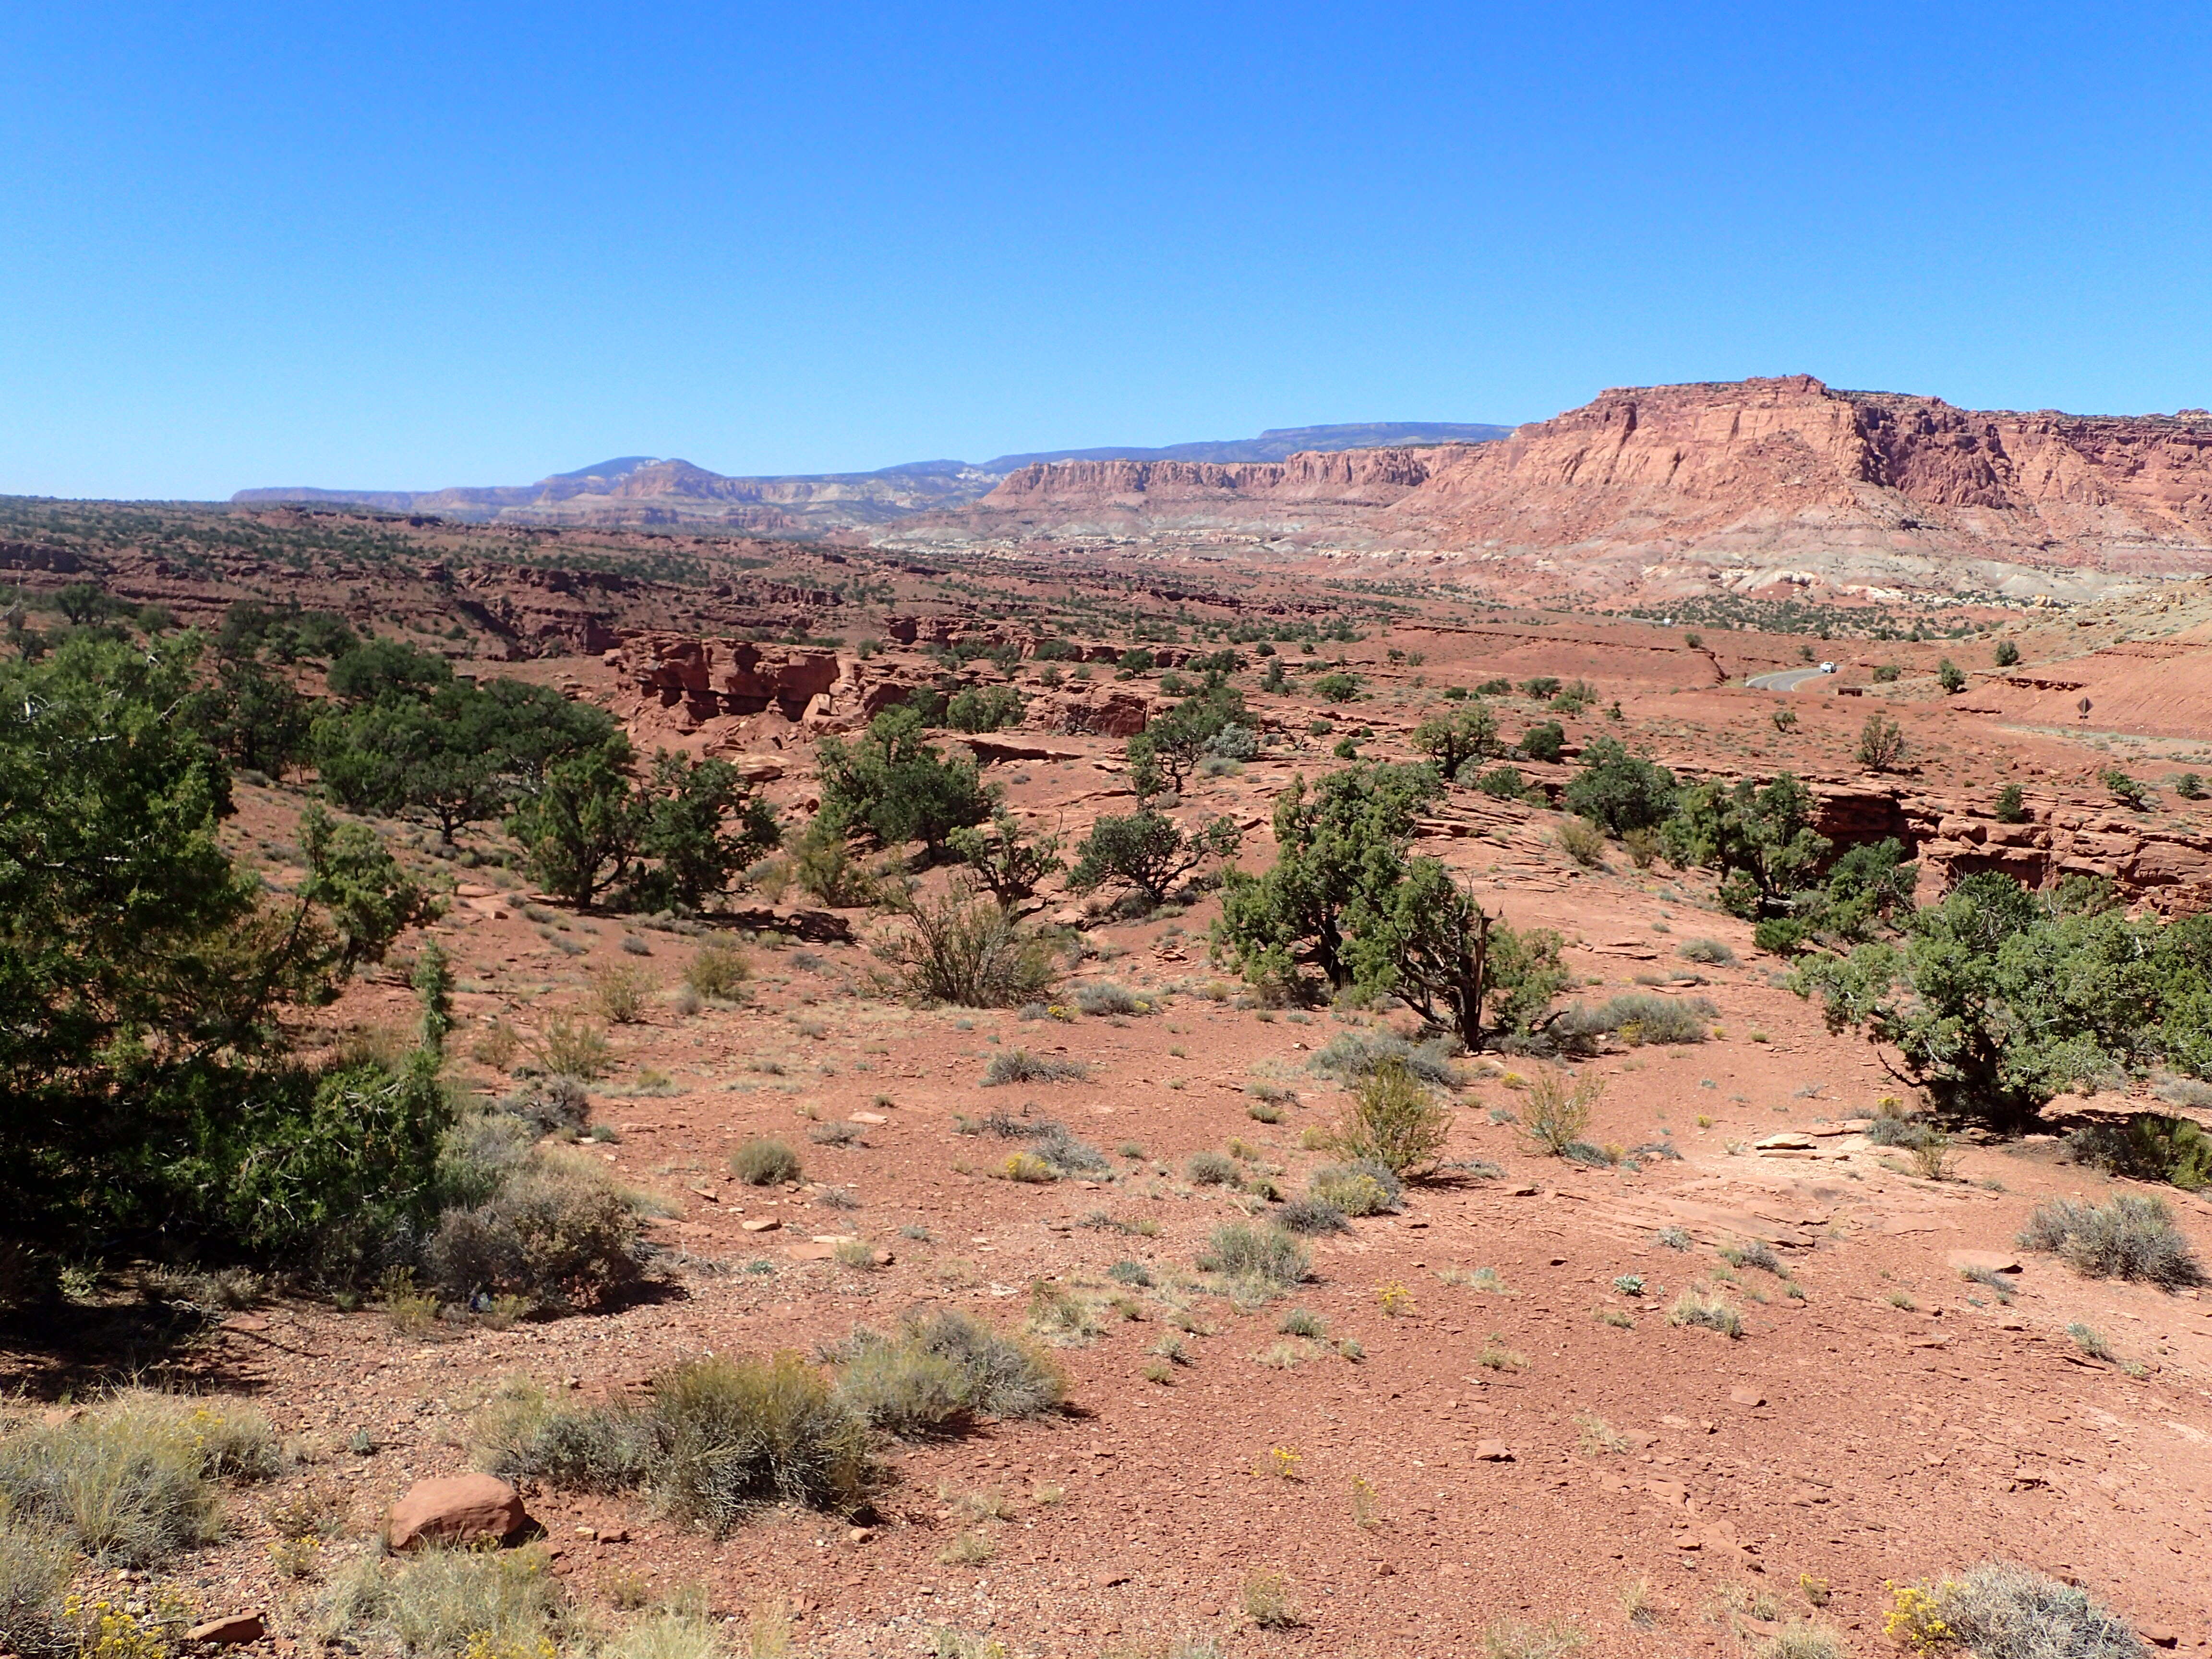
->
[3, 3, 2208, 499]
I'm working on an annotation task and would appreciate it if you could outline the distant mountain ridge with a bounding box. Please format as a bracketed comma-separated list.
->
[229, 422, 1511, 532]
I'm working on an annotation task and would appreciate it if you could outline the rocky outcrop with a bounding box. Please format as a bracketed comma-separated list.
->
[621, 634, 842, 721]
[1803, 778, 2212, 914]
[939, 377, 2212, 599]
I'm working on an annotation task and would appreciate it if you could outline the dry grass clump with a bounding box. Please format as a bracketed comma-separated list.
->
[1187, 1150, 1241, 1187]
[1485, 1617, 1587, 1659]
[830, 1310, 1066, 1437]
[0, 1393, 278, 1565]
[1198, 1224, 1311, 1297]
[1240, 1571, 1302, 1629]
[324, 1543, 570, 1658]
[1331, 1057, 1453, 1176]
[1678, 938, 1736, 966]
[981, 1049, 1089, 1087]
[477, 1354, 872, 1533]
[0, 1514, 79, 1658]
[2020, 1193, 2204, 1289]
[682, 942, 751, 1000]
[730, 1138, 803, 1186]
[1668, 1287, 1744, 1338]
[603, 1611, 728, 1659]
[1757, 1622, 1847, 1659]
[1519, 1068, 1603, 1156]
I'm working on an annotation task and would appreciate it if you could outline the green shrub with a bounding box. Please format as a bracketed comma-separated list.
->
[1519, 1068, 1601, 1156]
[1474, 766, 1527, 799]
[681, 947, 752, 999]
[834, 1310, 1065, 1435]
[1073, 981, 1152, 1016]
[1332, 1058, 1452, 1176]
[1589, 992, 1716, 1046]
[816, 706, 993, 856]
[943, 685, 1025, 733]
[876, 888, 1059, 1009]
[730, 1138, 803, 1186]
[2067, 1114, 2212, 1191]
[1198, 1224, 1311, 1294]
[1309, 1160, 1404, 1215]
[1562, 737, 1676, 834]
[982, 1049, 1088, 1087]
[1557, 820, 1607, 866]
[656, 1355, 874, 1527]
[1313, 673, 1360, 703]
[2020, 1194, 2204, 1288]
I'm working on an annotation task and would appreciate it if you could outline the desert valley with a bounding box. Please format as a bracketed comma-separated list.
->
[7, 375, 2212, 1659]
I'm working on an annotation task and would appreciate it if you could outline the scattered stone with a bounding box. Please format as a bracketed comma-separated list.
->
[1754, 1133, 1815, 1151]
[189, 1615, 265, 1646]
[741, 1217, 781, 1232]
[1473, 1440, 1514, 1461]
[386, 1475, 529, 1551]
[849, 1112, 889, 1125]
[1728, 1386, 1767, 1407]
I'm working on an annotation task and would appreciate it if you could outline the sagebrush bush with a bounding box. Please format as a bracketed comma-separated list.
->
[1909, 1562, 2143, 1659]
[0, 1393, 275, 1565]
[1308, 1159, 1403, 1215]
[325, 1542, 569, 1658]
[1276, 1195, 1351, 1235]
[1678, 938, 1736, 966]
[1198, 1223, 1310, 1293]
[1591, 993, 1715, 1046]
[1026, 1122, 1109, 1175]
[832, 1310, 1065, 1436]
[1187, 1150, 1241, 1187]
[486, 1354, 872, 1533]
[1073, 981, 1152, 1016]
[2020, 1194, 2204, 1288]
[1307, 1031, 1461, 1087]
[982, 1049, 1088, 1087]
[731, 1138, 803, 1186]
[1332, 1057, 1452, 1176]
[423, 1164, 642, 1314]
[682, 943, 750, 1000]
[876, 889, 1059, 1009]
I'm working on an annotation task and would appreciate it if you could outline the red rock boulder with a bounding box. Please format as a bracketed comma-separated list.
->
[386, 1474, 531, 1551]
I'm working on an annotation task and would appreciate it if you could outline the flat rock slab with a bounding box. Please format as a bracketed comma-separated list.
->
[190, 1616, 265, 1645]
[1948, 1249, 2023, 1274]
[387, 1474, 529, 1551]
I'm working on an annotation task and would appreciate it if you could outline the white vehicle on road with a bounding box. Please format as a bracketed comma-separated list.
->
[1817, 661, 1837, 674]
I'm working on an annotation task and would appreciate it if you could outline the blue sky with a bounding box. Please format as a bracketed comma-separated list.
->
[2, 3, 2207, 498]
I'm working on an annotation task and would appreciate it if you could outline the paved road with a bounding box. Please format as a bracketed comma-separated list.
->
[1746, 666, 1830, 693]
